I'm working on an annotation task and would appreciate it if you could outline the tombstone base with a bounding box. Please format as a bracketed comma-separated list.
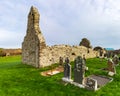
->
[62, 77, 85, 88]
[62, 75, 113, 91]
[62, 77, 73, 82]
[71, 82, 85, 88]
[41, 66, 64, 76]
[47, 70, 60, 75]
[85, 75, 113, 91]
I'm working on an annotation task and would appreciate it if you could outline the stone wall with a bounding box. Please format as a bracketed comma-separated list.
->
[40, 45, 98, 67]
[22, 6, 99, 68]
[22, 6, 46, 68]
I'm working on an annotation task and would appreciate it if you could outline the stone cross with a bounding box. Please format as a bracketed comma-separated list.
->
[64, 57, 71, 79]
[107, 59, 116, 76]
[74, 56, 85, 84]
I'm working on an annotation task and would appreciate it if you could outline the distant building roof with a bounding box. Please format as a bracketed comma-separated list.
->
[105, 48, 114, 51]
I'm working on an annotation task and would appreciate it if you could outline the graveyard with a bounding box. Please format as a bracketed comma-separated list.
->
[1, 4, 120, 96]
[0, 55, 120, 96]
[18, 6, 120, 93]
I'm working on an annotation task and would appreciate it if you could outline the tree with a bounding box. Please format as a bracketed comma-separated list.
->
[79, 38, 91, 48]
[0, 48, 6, 57]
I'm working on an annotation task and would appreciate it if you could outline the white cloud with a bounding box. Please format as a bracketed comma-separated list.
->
[0, 28, 24, 48]
[34, 0, 120, 49]
[0, 0, 120, 49]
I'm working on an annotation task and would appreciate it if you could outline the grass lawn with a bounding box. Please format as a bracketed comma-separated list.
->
[0, 56, 120, 96]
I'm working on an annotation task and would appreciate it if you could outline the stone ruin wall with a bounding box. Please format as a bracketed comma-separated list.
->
[40, 45, 98, 67]
[22, 6, 46, 68]
[22, 6, 99, 68]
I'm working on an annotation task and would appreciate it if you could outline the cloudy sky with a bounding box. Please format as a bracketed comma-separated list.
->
[0, 0, 120, 49]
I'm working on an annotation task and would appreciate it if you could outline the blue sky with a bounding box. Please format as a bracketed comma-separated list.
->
[0, 0, 120, 49]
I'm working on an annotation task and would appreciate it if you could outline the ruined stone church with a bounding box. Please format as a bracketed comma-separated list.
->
[22, 6, 98, 68]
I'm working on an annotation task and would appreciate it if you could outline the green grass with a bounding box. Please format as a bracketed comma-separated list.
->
[0, 56, 120, 96]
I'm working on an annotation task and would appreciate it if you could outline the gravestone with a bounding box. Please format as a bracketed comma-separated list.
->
[85, 77, 97, 91]
[83, 55, 86, 64]
[59, 57, 63, 66]
[74, 56, 85, 84]
[83, 55, 88, 70]
[64, 57, 71, 79]
[65, 57, 70, 64]
[107, 59, 116, 76]
[113, 55, 119, 66]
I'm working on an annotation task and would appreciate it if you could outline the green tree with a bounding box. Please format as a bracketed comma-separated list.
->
[0, 48, 6, 57]
[79, 38, 91, 48]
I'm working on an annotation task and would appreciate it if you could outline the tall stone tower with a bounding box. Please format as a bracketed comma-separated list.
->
[22, 6, 46, 68]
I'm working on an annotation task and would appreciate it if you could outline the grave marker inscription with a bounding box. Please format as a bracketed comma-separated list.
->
[74, 56, 85, 84]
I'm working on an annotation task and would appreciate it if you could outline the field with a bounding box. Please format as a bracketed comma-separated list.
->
[0, 56, 120, 96]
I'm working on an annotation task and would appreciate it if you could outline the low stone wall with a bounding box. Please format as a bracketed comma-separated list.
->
[39, 45, 98, 67]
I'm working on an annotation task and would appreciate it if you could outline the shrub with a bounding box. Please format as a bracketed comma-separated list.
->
[0, 48, 6, 57]
[79, 38, 92, 48]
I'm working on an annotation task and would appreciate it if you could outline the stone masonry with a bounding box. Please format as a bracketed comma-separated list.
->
[22, 6, 99, 68]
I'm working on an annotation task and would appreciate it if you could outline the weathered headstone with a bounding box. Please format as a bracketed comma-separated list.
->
[59, 57, 63, 66]
[65, 57, 70, 64]
[107, 59, 116, 76]
[83, 55, 86, 64]
[85, 78, 97, 91]
[74, 56, 85, 84]
[113, 55, 119, 66]
[83, 55, 88, 70]
[64, 57, 71, 79]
